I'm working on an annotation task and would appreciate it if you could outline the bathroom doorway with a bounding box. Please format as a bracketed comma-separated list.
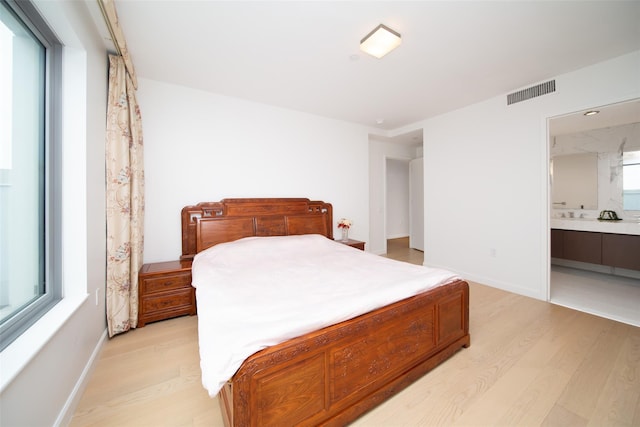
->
[548, 99, 640, 326]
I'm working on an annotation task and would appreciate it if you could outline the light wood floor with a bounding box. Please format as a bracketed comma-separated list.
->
[70, 238, 640, 426]
[383, 236, 425, 265]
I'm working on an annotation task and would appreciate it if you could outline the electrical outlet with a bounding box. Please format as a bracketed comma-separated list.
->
[490, 248, 497, 258]
[95, 288, 100, 306]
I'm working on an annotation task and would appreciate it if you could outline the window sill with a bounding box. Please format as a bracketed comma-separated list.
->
[0, 293, 88, 393]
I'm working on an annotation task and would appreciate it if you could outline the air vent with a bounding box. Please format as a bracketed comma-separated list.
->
[507, 80, 556, 105]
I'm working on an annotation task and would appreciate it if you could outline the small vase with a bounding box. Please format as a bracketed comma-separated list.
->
[341, 227, 349, 242]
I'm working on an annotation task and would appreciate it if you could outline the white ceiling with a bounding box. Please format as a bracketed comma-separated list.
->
[549, 98, 640, 136]
[109, 1, 640, 143]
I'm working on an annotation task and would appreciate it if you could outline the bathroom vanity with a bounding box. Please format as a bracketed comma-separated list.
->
[551, 219, 640, 272]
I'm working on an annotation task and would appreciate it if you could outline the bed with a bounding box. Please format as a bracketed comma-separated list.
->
[181, 198, 470, 426]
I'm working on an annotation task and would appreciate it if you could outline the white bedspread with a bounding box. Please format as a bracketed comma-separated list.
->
[191, 234, 460, 396]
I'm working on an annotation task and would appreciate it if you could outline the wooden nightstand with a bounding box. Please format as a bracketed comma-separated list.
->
[138, 260, 196, 327]
[336, 239, 365, 251]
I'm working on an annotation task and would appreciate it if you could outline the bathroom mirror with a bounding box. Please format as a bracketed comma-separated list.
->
[551, 153, 598, 209]
[549, 98, 640, 214]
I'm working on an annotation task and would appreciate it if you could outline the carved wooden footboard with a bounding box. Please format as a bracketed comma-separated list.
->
[218, 279, 470, 427]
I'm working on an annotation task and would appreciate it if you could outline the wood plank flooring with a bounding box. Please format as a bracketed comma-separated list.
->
[70, 238, 640, 426]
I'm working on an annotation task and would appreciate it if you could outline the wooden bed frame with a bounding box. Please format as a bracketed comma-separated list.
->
[181, 198, 470, 427]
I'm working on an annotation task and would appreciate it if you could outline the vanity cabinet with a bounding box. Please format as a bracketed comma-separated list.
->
[551, 229, 640, 271]
[602, 233, 640, 271]
[563, 230, 602, 264]
[550, 229, 564, 258]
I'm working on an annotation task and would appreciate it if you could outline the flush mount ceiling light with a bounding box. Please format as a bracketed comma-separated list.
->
[360, 24, 401, 59]
[584, 110, 600, 116]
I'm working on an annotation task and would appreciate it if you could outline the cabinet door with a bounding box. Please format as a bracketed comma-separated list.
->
[550, 229, 563, 258]
[602, 233, 640, 271]
[563, 230, 601, 264]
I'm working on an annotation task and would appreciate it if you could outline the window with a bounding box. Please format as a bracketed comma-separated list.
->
[0, 0, 62, 351]
[623, 150, 640, 211]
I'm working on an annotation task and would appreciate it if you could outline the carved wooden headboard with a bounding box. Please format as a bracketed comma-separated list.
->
[180, 198, 333, 260]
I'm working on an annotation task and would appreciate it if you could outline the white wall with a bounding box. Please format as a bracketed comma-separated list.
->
[368, 138, 419, 254]
[386, 158, 410, 239]
[418, 51, 640, 300]
[138, 79, 371, 262]
[0, 1, 108, 426]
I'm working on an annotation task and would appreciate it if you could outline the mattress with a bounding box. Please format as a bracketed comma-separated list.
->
[191, 234, 460, 396]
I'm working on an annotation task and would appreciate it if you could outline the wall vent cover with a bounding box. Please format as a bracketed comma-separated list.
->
[507, 80, 556, 105]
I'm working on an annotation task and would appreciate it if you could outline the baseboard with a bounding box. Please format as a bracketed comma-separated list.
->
[551, 258, 640, 280]
[55, 328, 108, 426]
[428, 263, 545, 301]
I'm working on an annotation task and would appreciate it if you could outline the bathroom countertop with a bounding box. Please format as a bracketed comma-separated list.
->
[550, 217, 640, 235]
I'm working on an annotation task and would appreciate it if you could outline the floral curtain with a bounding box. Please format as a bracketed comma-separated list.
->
[99, 0, 137, 88]
[105, 54, 144, 337]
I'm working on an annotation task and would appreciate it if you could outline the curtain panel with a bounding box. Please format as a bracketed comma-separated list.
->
[106, 54, 144, 337]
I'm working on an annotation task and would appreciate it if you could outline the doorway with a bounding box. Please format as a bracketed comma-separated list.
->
[548, 99, 640, 327]
[385, 157, 410, 247]
[384, 157, 424, 256]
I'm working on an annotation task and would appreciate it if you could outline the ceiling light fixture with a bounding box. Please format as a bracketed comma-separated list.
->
[584, 110, 600, 116]
[360, 24, 401, 59]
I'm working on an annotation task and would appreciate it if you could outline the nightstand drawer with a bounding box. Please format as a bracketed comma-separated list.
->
[142, 272, 191, 294]
[141, 290, 193, 313]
